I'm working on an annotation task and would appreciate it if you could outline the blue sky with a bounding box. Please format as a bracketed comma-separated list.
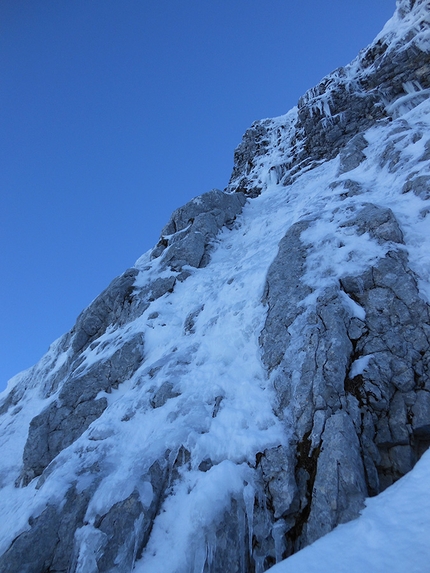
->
[0, 0, 396, 391]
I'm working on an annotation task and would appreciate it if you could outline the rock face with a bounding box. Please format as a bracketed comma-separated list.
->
[258, 201, 430, 551]
[1, 1, 430, 572]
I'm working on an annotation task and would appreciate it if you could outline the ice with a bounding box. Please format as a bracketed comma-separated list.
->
[243, 482, 255, 556]
[134, 462, 250, 573]
[386, 88, 430, 117]
[402, 80, 425, 94]
[72, 525, 106, 573]
[131, 515, 145, 569]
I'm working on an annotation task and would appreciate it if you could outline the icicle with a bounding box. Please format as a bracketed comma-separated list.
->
[243, 483, 255, 558]
[192, 541, 207, 573]
[131, 514, 145, 570]
[205, 528, 217, 571]
[236, 500, 247, 573]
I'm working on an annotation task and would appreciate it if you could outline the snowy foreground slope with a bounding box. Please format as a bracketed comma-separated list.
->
[1, 1, 430, 572]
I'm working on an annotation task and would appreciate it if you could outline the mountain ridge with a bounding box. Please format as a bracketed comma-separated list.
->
[1, 0, 430, 571]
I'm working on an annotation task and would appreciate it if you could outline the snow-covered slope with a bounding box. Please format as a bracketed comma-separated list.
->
[1, 1, 430, 572]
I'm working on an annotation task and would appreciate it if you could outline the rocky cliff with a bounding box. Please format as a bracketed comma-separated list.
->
[1, 1, 430, 571]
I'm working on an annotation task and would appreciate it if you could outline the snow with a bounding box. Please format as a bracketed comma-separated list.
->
[376, 0, 430, 52]
[136, 461, 251, 573]
[349, 355, 374, 379]
[338, 290, 366, 320]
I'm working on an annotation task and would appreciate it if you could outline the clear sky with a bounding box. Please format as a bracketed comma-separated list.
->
[0, 0, 396, 391]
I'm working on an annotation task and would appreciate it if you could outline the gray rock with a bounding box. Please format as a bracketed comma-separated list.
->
[0, 485, 91, 573]
[0, 383, 27, 416]
[183, 304, 204, 335]
[389, 392, 410, 444]
[388, 445, 414, 477]
[20, 194, 423, 573]
[161, 228, 206, 270]
[340, 216, 430, 489]
[149, 276, 176, 300]
[259, 219, 313, 373]
[338, 133, 368, 174]
[229, 122, 272, 187]
[347, 316, 367, 340]
[256, 201, 430, 553]
[20, 332, 144, 485]
[151, 189, 246, 270]
[150, 381, 181, 409]
[402, 175, 430, 200]
[229, 1, 429, 193]
[397, 0, 419, 18]
[341, 203, 404, 244]
[331, 178, 364, 199]
[1, 3, 430, 572]
[95, 491, 145, 573]
[419, 140, 430, 162]
[260, 446, 299, 519]
[305, 411, 367, 546]
[21, 397, 108, 485]
[72, 269, 139, 354]
[412, 390, 430, 435]
[8, 457, 170, 573]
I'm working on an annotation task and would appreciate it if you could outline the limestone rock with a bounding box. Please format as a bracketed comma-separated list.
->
[151, 189, 246, 270]
[72, 269, 139, 354]
[0, 485, 91, 573]
[20, 332, 144, 485]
